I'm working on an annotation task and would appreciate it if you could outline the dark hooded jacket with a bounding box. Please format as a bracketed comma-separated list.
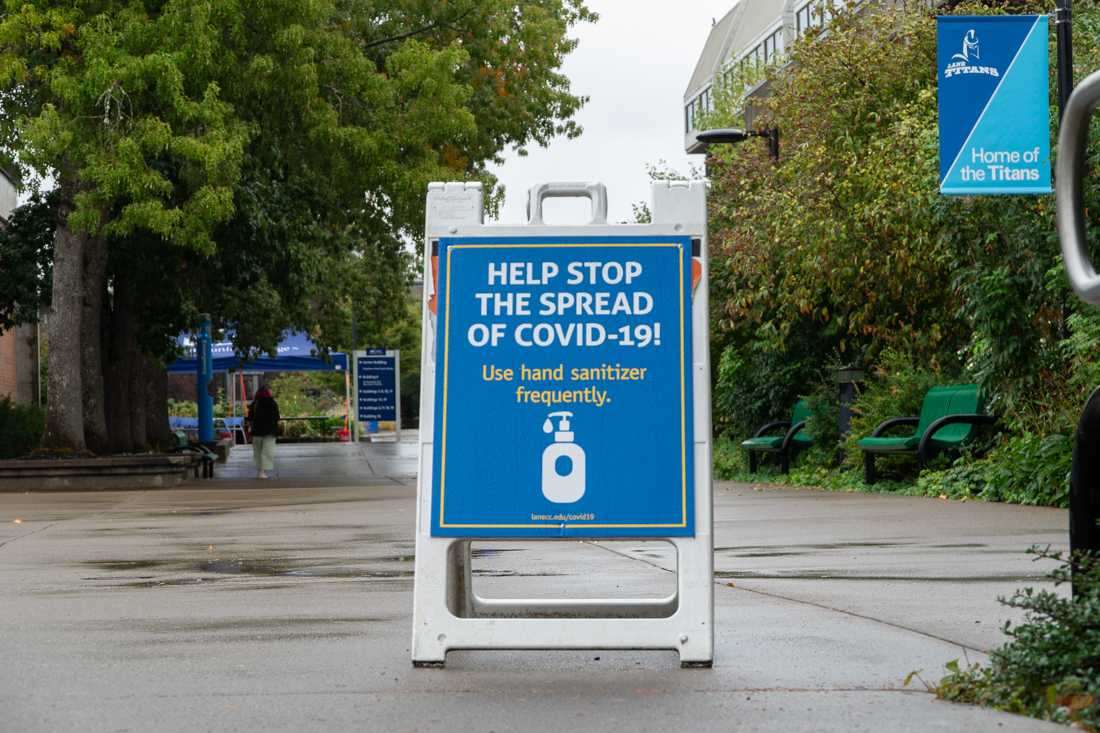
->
[248, 390, 280, 437]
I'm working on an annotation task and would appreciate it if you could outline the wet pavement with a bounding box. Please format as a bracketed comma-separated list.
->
[214, 434, 417, 487]
[0, 440, 1069, 732]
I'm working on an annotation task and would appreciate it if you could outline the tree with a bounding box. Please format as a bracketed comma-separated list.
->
[1, 2, 249, 449]
[0, 0, 594, 453]
[704, 0, 1100, 438]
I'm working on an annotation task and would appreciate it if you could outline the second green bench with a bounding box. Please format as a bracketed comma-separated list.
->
[856, 384, 994, 484]
[741, 399, 814, 474]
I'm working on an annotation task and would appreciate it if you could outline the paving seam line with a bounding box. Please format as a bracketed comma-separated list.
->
[0, 521, 63, 550]
[585, 541, 989, 656]
[356, 443, 376, 475]
[0, 490, 152, 552]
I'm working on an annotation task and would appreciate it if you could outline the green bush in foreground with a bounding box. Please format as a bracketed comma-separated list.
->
[0, 397, 44, 459]
[931, 550, 1100, 731]
[915, 434, 1074, 507]
[713, 432, 1073, 508]
[712, 437, 747, 478]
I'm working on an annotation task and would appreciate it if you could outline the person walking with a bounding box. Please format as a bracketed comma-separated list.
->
[247, 385, 280, 479]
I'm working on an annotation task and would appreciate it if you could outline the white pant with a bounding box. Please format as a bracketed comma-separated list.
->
[252, 435, 276, 472]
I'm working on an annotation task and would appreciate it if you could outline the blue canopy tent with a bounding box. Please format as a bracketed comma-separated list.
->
[168, 329, 349, 444]
[167, 330, 347, 373]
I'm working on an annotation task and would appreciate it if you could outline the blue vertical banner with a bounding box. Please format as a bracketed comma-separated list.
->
[430, 237, 694, 538]
[937, 15, 1051, 195]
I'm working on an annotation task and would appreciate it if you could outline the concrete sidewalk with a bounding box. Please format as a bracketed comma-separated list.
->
[213, 434, 418, 487]
[0, 442, 1068, 731]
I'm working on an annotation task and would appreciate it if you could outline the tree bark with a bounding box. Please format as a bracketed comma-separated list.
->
[41, 184, 87, 450]
[81, 232, 110, 453]
[144, 357, 173, 450]
[105, 273, 134, 453]
[127, 312, 147, 450]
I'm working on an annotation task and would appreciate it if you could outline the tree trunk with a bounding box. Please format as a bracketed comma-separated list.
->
[127, 313, 147, 450]
[81, 233, 110, 453]
[41, 187, 87, 450]
[105, 274, 134, 453]
[144, 357, 173, 450]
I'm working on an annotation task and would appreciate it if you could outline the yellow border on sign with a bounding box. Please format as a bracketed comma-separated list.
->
[438, 242, 689, 529]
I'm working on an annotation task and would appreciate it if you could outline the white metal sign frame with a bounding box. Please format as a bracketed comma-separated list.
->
[411, 180, 713, 667]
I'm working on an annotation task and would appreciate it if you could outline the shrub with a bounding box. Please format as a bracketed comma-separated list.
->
[933, 549, 1100, 730]
[698, 0, 1100, 508]
[266, 372, 343, 418]
[714, 341, 816, 439]
[916, 433, 1073, 507]
[712, 437, 746, 479]
[167, 399, 197, 417]
[167, 399, 230, 418]
[801, 364, 843, 463]
[1067, 309, 1100, 399]
[281, 420, 313, 439]
[0, 397, 44, 459]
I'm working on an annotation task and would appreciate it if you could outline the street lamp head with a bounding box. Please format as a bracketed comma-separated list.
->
[696, 126, 779, 161]
[695, 128, 750, 146]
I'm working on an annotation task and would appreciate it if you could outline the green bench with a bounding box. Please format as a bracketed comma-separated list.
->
[741, 399, 814, 474]
[169, 430, 217, 479]
[856, 384, 994, 484]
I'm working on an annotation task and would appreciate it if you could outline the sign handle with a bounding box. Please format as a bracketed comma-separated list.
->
[526, 182, 608, 225]
[1057, 68, 1100, 305]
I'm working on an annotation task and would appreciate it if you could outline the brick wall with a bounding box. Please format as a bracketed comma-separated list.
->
[0, 326, 37, 405]
[0, 329, 17, 400]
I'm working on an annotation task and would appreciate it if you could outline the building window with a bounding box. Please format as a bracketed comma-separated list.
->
[796, 0, 823, 37]
[737, 26, 783, 81]
[762, 28, 783, 64]
[739, 44, 763, 75]
[686, 92, 709, 133]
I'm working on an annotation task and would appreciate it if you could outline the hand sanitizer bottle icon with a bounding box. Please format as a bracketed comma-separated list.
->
[541, 411, 586, 503]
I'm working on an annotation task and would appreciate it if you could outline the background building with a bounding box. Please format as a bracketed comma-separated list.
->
[0, 168, 40, 406]
[0, 166, 15, 224]
[683, 0, 836, 153]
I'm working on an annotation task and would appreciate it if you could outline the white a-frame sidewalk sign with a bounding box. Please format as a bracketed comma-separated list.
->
[412, 180, 713, 667]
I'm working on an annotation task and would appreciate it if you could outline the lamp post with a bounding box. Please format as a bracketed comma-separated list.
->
[196, 315, 215, 444]
[1056, 0, 1073, 121]
[696, 127, 779, 160]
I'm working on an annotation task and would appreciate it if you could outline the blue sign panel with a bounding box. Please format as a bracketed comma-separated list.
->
[357, 354, 397, 422]
[938, 15, 1051, 195]
[431, 236, 694, 538]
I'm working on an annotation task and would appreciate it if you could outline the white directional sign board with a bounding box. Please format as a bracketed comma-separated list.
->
[354, 349, 400, 439]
